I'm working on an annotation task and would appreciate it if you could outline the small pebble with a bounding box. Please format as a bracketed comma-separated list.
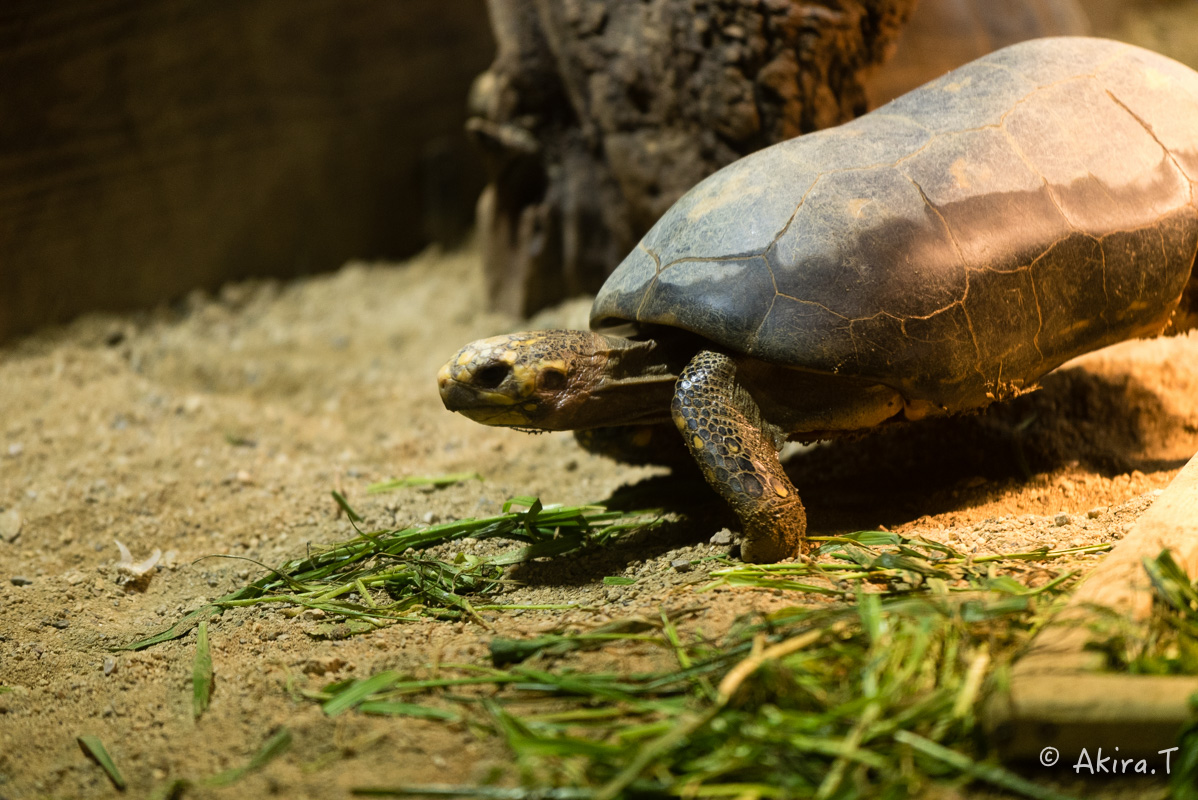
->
[10, 576, 32, 586]
[671, 559, 693, 573]
[709, 529, 734, 545]
[1086, 508, 1102, 519]
[0, 509, 22, 542]
[1053, 513, 1070, 527]
[103, 657, 117, 676]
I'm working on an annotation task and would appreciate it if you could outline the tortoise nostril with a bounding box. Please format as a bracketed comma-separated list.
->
[474, 363, 510, 389]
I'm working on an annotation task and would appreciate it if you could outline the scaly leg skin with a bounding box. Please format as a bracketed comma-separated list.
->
[671, 350, 807, 563]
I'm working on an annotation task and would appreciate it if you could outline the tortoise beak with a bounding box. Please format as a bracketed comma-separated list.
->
[436, 362, 471, 409]
[437, 350, 541, 425]
[437, 360, 499, 411]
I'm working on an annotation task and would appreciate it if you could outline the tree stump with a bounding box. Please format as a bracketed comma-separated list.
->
[469, 0, 918, 317]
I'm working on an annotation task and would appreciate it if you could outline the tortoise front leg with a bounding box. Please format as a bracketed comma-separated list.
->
[671, 350, 807, 563]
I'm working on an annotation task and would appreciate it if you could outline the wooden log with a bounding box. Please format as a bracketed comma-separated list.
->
[0, 0, 493, 341]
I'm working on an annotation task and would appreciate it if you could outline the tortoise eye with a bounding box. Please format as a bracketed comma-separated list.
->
[540, 369, 567, 391]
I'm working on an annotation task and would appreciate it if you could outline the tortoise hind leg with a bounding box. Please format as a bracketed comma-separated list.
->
[672, 350, 807, 563]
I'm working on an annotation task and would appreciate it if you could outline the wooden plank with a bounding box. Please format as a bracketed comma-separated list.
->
[0, 0, 493, 341]
[987, 450, 1198, 758]
[990, 674, 1198, 759]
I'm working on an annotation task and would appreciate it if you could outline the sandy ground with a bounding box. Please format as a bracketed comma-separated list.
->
[1, 244, 1196, 798]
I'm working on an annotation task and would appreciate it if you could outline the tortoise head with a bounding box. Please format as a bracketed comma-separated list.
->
[437, 330, 677, 430]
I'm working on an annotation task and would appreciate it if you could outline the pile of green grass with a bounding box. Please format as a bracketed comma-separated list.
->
[300, 531, 1089, 800]
[125, 485, 1135, 800]
[124, 496, 665, 649]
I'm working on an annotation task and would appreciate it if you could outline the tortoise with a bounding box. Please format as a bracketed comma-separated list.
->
[438, 37, 1198, 563]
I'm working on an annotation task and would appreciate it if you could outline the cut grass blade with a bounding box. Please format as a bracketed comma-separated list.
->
[77, 735, 126, 790]
[1119, 548, 1198, 675]
[490, 626, 661, 667]
[323, 671, 405, 716]
[352, 786, 597, 798]
[192, 620, 213, 720]
[367, 472, 483, 493]
[894, 731, 1079, 800]
[148, 778, 190, 800]
[356, 701, 462, 721]
[332, 490, 364, 522]
[119, 606, 218, 651]
[1143, 549, 1198, 617]
[1171, 718, 1198, 800]
[202, 727, 292, 788]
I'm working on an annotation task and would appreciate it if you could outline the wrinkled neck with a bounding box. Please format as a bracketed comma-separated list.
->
[573, 335, 681, 429]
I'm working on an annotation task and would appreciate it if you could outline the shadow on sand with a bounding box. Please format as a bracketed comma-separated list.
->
[509, 365, 1195, 583]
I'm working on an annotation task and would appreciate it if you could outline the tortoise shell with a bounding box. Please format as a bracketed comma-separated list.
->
[591, 37, 1198, 415]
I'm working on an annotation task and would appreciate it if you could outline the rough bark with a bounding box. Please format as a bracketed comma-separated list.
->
[470, 0, 919, 317]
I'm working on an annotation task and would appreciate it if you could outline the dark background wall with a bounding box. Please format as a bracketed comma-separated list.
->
[0, 0, 494, 341]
